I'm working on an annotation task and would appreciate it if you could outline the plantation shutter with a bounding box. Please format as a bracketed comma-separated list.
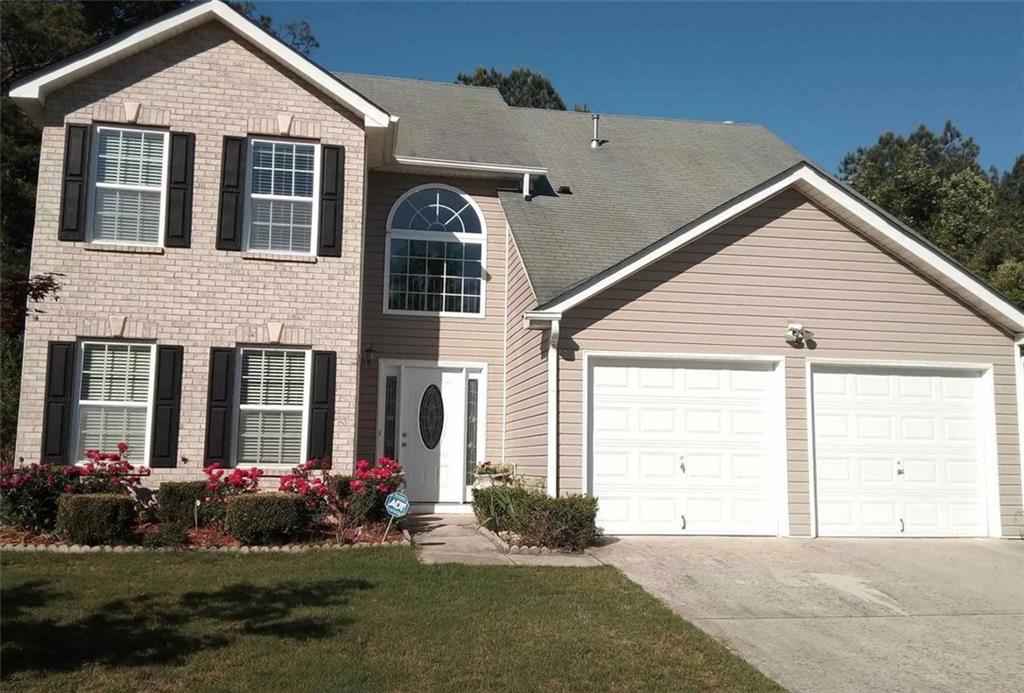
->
[204, 347, 236, 463]
[306, 351, 336, 459]
[41, 341, 76, 463]
[76, 343, 153, 460]
[216, 136, 246, 250]
[317, 145, 344, 257]
[236, 349, 306, 465]
[59, 124, 90, 242]
[164, 132, 195, 248]
[150, 345, 184, 468]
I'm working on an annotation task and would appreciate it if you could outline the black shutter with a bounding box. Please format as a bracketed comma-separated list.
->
[59, 124, 90, 241]
[165, 133, 195, 248]
[41, 341, 76, 463]
[150, 345, 184, 468]
[306, 351, 336, 459]
[204, 347, 236, 464]
[216, 136, 246, 250]
[317, 145, 344, 257]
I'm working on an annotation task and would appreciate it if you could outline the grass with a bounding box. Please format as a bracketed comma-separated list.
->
[1, 548, 779, 692]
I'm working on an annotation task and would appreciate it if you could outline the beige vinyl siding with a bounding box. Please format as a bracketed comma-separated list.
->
[504, 237, 548, 484]
[357, 173, 507, 463]
[558, 190, 1021, 537]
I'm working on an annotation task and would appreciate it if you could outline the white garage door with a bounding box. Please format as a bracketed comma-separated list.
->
[590, 360, 781, 535]
[812, 366, 991, 537]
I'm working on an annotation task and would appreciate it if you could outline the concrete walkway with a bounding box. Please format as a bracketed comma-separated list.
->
[592, 537, 1024, 693]
[406, 514, 602, 566]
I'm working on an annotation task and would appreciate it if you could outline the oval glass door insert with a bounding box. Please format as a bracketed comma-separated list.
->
[419, 384, 444, 449]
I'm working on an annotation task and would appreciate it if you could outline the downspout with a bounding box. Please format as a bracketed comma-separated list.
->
[546, 319, 560, 496]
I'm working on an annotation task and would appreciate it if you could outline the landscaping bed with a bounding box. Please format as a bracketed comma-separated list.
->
[0, 549, 780, 692]
[0, 444, 406, 550]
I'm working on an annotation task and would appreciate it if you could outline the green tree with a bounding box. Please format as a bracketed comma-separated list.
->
[456, 67, 567, 110]
[840, 122, 1023, 305]
[0, 1, 317, 461]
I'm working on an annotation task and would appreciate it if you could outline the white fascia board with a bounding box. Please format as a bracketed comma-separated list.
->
[393, 155, 547, 176]
[533, 164, 1024, 333]
[10, 0, 390, 129]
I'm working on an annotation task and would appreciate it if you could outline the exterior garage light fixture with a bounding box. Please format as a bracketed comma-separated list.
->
[785, 324, 808, 346]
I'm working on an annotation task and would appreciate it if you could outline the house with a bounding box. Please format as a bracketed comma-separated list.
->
[10, 0, 1024, 538]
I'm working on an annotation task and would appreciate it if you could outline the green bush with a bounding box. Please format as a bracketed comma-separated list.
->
[224, 493, 308, 545]
[56, 493, 137, 545]
[156, 481, 210, 526]
[472, 485, 598, 552]
[0, 463, 79, 531]
[143, 522, 188, 548]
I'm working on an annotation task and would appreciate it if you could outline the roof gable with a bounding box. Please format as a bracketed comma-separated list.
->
[9, 0, 389, 128]
[527, 162, 1024, 334]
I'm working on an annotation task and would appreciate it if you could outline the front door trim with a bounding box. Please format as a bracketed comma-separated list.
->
[375, 358, 488, 504]
[581, 350, 789, 536]
[805, 357, 1000, 538]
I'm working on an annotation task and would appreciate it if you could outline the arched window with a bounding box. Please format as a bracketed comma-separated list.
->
[385, 184, 486, 315]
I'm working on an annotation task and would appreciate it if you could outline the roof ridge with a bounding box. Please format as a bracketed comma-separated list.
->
[511, 106, 764, 128]
[332, 70, 502, 94]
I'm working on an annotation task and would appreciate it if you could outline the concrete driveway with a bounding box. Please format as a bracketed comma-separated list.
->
[592, 538, 1024, 692]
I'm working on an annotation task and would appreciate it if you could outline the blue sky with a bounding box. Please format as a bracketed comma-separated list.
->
[261, 1, 1023, 172]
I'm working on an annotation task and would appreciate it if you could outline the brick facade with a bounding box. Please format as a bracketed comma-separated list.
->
[15, 22, 367, 483]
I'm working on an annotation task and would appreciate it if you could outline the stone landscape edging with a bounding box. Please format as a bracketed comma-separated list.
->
[0, 539, 411, 554]
[475, 524, 590, 556]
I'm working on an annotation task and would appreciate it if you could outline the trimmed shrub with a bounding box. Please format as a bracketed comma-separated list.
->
[56, 493, 137, 545]
[516, 493, 598, 552]
[156, 481, 210, 526]
[224, 493, 308, 545]
[143, 522, 188, 548]
[472, 485, 598, 552]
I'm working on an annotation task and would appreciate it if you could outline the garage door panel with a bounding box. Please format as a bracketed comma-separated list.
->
[813, 366, 990, 537]
[591, 361, 780, 535]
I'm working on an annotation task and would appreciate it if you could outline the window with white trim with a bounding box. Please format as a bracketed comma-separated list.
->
[75, 342, 155, 461]
[236, 348, 310, 465]
[245, 139, 320, 254]
[90, 126, 168, 245]
[385, 185, 485, 315]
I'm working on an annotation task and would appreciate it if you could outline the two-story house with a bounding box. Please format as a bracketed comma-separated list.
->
[11, 1, 1024, 537]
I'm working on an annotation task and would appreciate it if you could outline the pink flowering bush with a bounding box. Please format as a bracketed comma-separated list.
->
[343, 457, 404, 523]
[0, 442, 149, 531]
[202, 463, 263, 520]
[76, 442, 151, 494]
[278, 458, 335, 520]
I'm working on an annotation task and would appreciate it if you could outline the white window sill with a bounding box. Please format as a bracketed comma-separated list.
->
[241, 251, 317, 264]
[84, 243, 165, 255]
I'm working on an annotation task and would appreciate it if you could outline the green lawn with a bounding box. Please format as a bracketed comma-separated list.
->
[1, 548, 778, 692]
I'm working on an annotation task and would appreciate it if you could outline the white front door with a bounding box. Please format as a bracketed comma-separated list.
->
[590, 359, 781, 535]
[812, 366, 990, 537]
[399, 367, 466, 504]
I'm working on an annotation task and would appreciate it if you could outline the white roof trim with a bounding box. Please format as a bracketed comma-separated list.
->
[393, 155, 547, 176]
[9, 0, 390, 129]
[534, 164, 1024, 333]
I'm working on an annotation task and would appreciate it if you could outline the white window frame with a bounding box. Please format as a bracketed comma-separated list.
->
[383, 183, 488, 319]
[71, 340, 157, 465]
[86, 125, 170, 247]
[231, 346, 312, 468]
[242, 137, 321, 256]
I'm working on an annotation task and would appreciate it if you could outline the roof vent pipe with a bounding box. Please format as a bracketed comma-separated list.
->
[591, 114, 600, 148]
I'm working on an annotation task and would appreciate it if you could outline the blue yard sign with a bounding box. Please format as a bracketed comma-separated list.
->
[384, 491, 410, 518]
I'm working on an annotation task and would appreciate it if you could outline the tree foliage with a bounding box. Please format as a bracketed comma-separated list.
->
[840, 121, 1024, 305]
[456, 67, 568, 110]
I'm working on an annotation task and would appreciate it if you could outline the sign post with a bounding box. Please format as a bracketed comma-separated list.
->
[381, 491, 410, 544]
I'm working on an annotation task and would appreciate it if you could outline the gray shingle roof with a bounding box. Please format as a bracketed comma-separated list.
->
[335, 72, 806, 305]
[335, 72, 542, 169]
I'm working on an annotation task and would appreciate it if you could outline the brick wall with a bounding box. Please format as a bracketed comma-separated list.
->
[15, 21, 367, 484]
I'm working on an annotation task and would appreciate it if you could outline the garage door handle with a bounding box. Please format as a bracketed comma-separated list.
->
[679, 455, 686, 473]
[681, 514, 687, 530]
[899, 518, 905, 533]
